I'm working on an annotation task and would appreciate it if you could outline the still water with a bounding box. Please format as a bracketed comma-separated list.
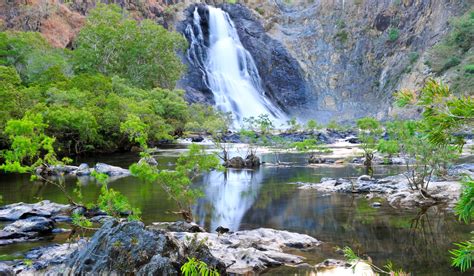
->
[0, 147, 471, 275]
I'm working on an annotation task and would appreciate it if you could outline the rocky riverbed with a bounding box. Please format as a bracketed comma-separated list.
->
[296, 163, 474, 209]
[2, 220, 322, 275]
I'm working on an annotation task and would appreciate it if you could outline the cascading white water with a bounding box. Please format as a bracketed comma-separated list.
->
[186, 6, 286, 127]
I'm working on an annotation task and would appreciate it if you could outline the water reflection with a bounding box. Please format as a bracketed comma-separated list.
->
[195, 169, 264, 231]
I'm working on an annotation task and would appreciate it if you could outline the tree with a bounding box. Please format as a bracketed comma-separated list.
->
[74, 4, 187, 89]
[356, 117, 382, 176]
[396, 79, 474, 272]
[382, 120, 458, 193]
[131, 144, 221, 222]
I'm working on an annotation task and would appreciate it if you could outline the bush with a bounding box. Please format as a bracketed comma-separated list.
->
[465, 64, 474, 74]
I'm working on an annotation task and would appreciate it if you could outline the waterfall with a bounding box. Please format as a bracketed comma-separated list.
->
[186, 6, 286, 127]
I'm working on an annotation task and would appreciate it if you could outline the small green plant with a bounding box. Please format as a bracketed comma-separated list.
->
[255, 7, 264, 15]
[181, 257, 219, 276]
[388, 27, 400, 42]
[305, 119, 323, 132]
[286, 117, 301, 133]
[465, 64, 474, 74]
[335, 30, 349, 43]
[356, 117, 382, 176]
[408, 51, 419, 64]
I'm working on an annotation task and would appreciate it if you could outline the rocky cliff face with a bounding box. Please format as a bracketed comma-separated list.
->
[2, 0, 471, 122]
[251, 0, 471, 122]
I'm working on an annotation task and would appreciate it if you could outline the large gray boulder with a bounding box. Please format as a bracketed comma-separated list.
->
[3, 217, 54, 234]
[93, 163, 130, 176]
[63, 220, 224, 275]
[0, 201, 69, 221]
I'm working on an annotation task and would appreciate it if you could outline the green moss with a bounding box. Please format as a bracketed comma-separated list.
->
[388, 28, 400, 42]
[335, 30, 349, 43]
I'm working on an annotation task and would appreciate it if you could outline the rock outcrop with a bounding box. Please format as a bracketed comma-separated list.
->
[20, 220, 320, 274]
[297, 170, 466, 209]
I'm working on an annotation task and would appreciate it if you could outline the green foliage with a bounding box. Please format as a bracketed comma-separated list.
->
[74, 4, 186, 89]
[0, 40, 189, 154]
[131, 144, 221, 222]
[388, 28, 400, 42]
[243, 114, 274, 135]
[451, 178, 474, 273]
[185, 104, 231, 134]
[427, 10, 473, 93]
[0, 31, 71, 84]
[71, 213, 93, 228]
[326, 120, 350, 132]
[384, 119, 458, 190]
[0, 113, 58, 173]
[120, 114, 149, 149]
[395, 79, 472, 148]
[450, 238, 473, 272]
[356, 117, 382, 175]
[335, 30, 349, 43]
[286, 117, 301, 133]
[465, 64, 474, 74]
[305, 119, 323, 132]
[408, 51, 419, 64]
[292, 139, 330, 154]
[455, 177, 474, 224]
[337, 246, 408, 275]
[181, 257, 219, 276]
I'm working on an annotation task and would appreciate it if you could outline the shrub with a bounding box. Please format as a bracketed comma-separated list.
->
[388, 28, 399, 42]
[356, 117, 382, 175]
[465, 64, 474, 74]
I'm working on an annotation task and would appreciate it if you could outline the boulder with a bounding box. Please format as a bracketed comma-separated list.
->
[75, 163, 91, 176]
[244, 154, 260, 168]
[3, 217, 54, 234]
[63, 220, 224, 275]
[37, 165, 79, 176]
[171, 228, 321, 274]
[225, 156, 245, 168]
[94, 163, 130, 176]
[0, 201, 69, 221]
[0, 263, 14, 276]
[138, 157, 158, 166]
[357, 175, 372, 181]
[308, 155, 326, 164]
